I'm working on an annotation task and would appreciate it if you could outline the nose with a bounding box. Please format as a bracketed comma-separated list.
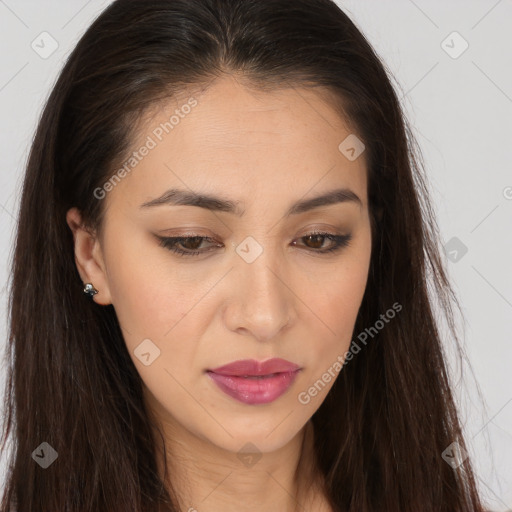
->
[223, 246, 296, 342]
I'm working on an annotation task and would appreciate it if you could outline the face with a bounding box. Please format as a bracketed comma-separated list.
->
[68, 75, 372, 455]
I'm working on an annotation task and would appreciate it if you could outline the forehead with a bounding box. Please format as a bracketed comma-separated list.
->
[104, 75, 368, 215]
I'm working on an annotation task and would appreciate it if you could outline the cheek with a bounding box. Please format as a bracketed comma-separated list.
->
[295, 222, 371, 336]
[102, 233, 226, 385]
[106, 249, 208, 412]
[103, 229, 202, 340]
[324, 268, 368, 330]
[302, 254, 370, 367]
[109, 272, 208, 376]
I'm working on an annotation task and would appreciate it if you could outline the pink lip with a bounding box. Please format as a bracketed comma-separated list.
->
[209, 358, 300, 376]
[206, 358, 301, 405]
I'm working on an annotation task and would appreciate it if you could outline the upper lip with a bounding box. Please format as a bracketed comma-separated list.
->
[207, 358, 300, 376]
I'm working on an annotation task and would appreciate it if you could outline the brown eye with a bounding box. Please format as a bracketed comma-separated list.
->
[292, 232, 352, 253]
[303, 234, 327, 249]
[176, 236, 204, 251]
[157, 236, 220, 256]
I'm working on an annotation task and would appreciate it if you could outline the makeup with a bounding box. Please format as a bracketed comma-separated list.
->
[206, 358, 301, 405]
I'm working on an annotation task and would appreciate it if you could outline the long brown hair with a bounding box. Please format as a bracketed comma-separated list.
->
[1, 0, 486, 510]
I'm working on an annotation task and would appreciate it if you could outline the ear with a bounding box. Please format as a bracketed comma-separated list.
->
[66, 207, 113, 306]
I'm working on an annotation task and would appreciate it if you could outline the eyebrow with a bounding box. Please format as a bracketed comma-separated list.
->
[139, 187, 362, 217]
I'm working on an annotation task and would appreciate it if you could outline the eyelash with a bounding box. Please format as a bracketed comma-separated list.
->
[156, 231, 352, 257]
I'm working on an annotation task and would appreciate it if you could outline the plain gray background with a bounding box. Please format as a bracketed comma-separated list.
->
[0, 1, 511, 509]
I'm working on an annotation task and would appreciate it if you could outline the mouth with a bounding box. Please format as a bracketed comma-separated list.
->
[207, 357, 301, 376]
[227, 373, 284, 379]
[206, 358, 302, 405]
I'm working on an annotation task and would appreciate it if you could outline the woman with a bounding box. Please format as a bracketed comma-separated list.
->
[0, 0, 486, 510]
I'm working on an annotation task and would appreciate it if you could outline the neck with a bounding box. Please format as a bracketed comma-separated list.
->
[147, 403, 325, 512]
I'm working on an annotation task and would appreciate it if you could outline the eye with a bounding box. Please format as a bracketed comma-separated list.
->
[292, 231, 352, 253]
[157, 235, 221, 257]
[156, 231, 352, 257]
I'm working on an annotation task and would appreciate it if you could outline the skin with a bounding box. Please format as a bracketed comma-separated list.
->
[67, 74, 372, 512]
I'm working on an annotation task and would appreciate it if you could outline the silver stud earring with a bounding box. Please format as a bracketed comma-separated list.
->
[83, 283, 98, 297]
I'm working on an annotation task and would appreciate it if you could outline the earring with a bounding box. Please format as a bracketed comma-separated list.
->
[83, 283, 98, 297]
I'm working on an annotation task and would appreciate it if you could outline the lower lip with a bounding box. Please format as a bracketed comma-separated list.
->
[206, 370, 300, 405]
